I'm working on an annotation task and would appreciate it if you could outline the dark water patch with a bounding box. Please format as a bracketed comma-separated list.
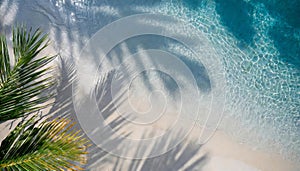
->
[255, 0, 300, 29]
[214, 0, 255, 44]
[181, 0, 203, 10]
[269, 25, 300, 69]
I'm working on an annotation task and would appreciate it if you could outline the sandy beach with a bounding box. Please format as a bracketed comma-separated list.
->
[1, 116, 298, 171]
[81, 105, 299, 171]
[196, 130, 298, 171]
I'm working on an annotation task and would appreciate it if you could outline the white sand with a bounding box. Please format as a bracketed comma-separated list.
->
[87, 107, 299, 171]
[168, 115, 299, 171]
[198, 130, 298, 171]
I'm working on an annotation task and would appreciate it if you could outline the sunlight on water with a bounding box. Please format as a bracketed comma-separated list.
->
[135, 0, 300, 161]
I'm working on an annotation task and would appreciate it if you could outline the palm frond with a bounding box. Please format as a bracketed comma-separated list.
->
[0, 35, 10, 85]
[0, 26, 90, 170]
[0, 26, 56, 121]
[0, 116, 89, 170]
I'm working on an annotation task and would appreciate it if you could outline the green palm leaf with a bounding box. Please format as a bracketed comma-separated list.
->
[0, 26, 56, 121]
[0, 26, 89, 170]
[0, 116, 89, 170]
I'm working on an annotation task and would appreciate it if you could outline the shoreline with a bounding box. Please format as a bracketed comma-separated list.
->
[203, 131, 298, 171]
[141, 108, 299, 171]
[189, 126, 299, 171]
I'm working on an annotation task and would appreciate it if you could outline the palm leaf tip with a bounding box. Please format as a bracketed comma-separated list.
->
[0, 26, 90, 170]
[0, 117, 89, 170]
[0, 26, 57, 122]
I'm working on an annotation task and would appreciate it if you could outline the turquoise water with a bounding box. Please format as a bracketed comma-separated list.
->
[132, 0, 300, 160]
[2, 0, 298, 162]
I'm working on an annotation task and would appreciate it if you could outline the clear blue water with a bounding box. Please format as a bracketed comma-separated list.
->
[133, 0, 300, 160]
[2, 0, 299, 162]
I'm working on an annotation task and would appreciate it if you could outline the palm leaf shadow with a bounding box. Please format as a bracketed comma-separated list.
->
[46, 56, 76, 119]
[111, 131, 207, 171]
[44, 59, 128, 169]
[45, 46, 208, 171]
[85, 70, 208, 170]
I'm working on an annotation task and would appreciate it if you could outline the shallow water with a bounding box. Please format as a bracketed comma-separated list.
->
[137, 0, 300, 161]
[1, 0, 299, 162]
